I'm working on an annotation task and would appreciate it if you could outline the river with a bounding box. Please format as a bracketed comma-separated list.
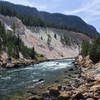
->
[0, 58, 78, 100]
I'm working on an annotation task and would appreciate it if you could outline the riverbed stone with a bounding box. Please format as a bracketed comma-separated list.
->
[68, 68, 74, 71]
[42, 92, 50, 98]
[58, 85, 62, 91]
[57, 96, 70, 100]
[55, 80, 59, 83]
[27, 90, 37, 95]
[28, 96, 43, 100]
[65, 85, 73, 91]
[72, 93, 84, 100]
[86, 98, 94, 100]
[49, 89, 60, 97]
[86, 77, 95, 83]
[72, 79, 81, 88]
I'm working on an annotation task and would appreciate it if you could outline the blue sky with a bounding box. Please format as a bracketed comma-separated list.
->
[1, 0, 100, 32]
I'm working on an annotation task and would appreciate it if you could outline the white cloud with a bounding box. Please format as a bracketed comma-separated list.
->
[64, 0, 100, 23]
[4, 0, 48, 10]
[3, 0, 100, 31]
[4, 0, 32, 6]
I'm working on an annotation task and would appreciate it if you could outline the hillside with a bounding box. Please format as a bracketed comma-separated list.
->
[0, 1, 99, 38]
[0, 14, 92, 60]
[0, 1, 96, 66]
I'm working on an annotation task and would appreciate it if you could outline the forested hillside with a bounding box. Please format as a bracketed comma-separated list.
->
[0, 4, 88, 34]
[0, 1, 99, 38]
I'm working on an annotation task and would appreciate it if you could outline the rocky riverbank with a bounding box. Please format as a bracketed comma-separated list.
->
[1, 55, 100, 100]
[0, 58, 80, 100]
[24, 56, 100, 100]
[0, 58, 45, 70]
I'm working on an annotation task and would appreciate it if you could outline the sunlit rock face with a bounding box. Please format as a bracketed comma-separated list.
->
[0, 14, 92, 59]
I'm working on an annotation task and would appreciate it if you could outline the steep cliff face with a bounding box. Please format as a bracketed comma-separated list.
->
[0, 14, 91, 59]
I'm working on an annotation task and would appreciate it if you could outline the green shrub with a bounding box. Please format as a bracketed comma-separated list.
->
[47, 34, 51, 45]
[81, 37, 100, 63]
[89, 37, 100, 63]
[60, 35, 70, 46]
[81, 41, 90, 57]
[54, 34, 57, 39]
[40, 54, 44, 57]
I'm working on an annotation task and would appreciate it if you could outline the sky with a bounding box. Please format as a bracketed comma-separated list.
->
[1, 0, 100, 32]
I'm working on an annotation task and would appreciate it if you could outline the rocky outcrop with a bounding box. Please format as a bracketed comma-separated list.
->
[77, 55, 94, 68]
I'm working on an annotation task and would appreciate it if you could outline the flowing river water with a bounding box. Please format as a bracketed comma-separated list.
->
[0, 59, 78, 100]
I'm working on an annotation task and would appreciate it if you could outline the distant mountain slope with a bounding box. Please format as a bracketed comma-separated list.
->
[40, 12, 98, 37]
[0, 1, 99, 38]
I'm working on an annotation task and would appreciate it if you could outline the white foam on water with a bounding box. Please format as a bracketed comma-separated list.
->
[0, 58, 75, 98]
[1, 76, 11, 80]
[6, 59, 74, 73]
[24, 67, 33, 70]
[34, 61, 73, 71]
[32, 79, 39, 82]
[7, 66, 34, 74]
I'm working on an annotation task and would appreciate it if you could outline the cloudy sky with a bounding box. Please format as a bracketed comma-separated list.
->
[1, 0, 100, 32]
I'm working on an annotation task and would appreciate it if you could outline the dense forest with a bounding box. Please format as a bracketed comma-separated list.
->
[0, 4, 92, 37]
[81, 37, 100, 63]
[0, 21, 35, 59]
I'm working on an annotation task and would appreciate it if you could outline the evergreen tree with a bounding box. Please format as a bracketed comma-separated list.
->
[81, 41, 90, 57]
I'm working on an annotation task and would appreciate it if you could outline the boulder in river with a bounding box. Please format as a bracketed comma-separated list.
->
[39, 79, 44, 82]
[68, 68, 74, 71]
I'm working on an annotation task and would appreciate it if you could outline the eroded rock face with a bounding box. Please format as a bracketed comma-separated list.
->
[22, 27, 80, 59]
[0, 14, 92, 59]
[77, 56, 94, 68]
